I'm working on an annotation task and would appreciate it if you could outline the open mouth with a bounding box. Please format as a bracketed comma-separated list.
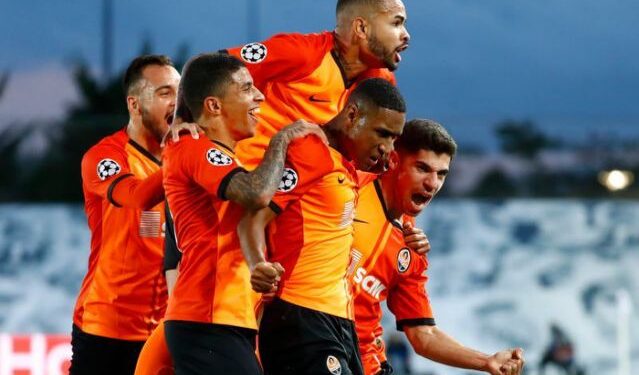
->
[166, 114, 174, 125]
[394, 44, 409, 63]
[411, 193, 431, 206]
[248, 107, 260, 121]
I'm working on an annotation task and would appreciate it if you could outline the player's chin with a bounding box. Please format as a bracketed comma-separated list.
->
[385, 56, 399, 71]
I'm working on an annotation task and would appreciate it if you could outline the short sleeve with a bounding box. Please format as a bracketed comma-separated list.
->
[388, 253, 435, 330]
[187, 140, 246, 200]
[269, 135, 333, 213]
[81, 143, 132, 205]
[225, 32, 333, 86]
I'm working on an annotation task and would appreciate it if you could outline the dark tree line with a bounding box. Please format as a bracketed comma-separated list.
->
[0, 43, 188, 202]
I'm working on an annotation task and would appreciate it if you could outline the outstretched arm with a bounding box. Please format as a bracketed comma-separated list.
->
[404, 325, 525, 375]
[225, 120, 326, 210]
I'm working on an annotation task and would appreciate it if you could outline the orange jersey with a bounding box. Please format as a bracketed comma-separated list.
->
[162, 135, 259, 330]
[267, 135, 360, 319]
[226, 31, 396, 169]
[349, 180, 435, 375]
[74, 129, 167, 341]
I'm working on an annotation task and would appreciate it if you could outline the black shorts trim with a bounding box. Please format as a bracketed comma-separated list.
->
[259, 298, 363, 375]
[218, 167, 247, 200]
[70, 324, 145, 375]
[164, 320, 260, 375]
[396, 317, 436, 331]
[106, 173, 134, 207]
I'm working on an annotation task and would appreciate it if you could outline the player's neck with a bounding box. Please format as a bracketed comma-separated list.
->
[333, 32, 370, 81]
[199, 119, 237, 150]
[322, 118, 352, 159]
[126, 120, 162, 159]
[379, 175, 402, 221]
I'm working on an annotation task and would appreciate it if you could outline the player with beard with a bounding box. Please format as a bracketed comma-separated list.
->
[70, 55, 181, 375]
[349, 119, 525, 375]
[220, 0, 410, 170]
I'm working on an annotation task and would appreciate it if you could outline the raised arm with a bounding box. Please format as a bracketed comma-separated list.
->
[225, 120, 326, 210]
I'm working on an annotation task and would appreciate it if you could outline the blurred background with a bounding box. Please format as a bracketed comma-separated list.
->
[0, 1, 637, 374]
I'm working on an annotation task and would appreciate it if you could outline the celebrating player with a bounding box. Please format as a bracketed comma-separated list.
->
[238, 78, 406, 375]
[160, 53, 324, 375]
[350, 119, 525, 375]
[222, 0, 410, 169]
[70, 55, 179, 375]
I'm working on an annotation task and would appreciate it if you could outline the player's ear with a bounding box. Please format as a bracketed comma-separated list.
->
[345, 102, 360, 130]
[353, 17, 368, 40]
[127, 95, 141, 116]
[203, 96, 222, 116]
[388, 150, 399, 171]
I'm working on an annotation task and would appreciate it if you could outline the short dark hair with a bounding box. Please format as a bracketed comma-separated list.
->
[395, 119, 457, 158]
[348, 78, 406, 113]
[123, 55, 173, 95]
[336, 0, 382, 16]
[180, 53, 245, 121]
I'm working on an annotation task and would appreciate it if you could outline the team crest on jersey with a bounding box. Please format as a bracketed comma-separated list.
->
[240, 42, 267, 63]
[278, 168, 298, 192]
[397, 248, 411, 273]
[326, 355, 342, 375]
[96, 158, 121, 181]
[206, 148, 233, 166]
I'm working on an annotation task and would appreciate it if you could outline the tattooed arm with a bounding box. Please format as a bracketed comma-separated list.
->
[225, 119, 326, 210]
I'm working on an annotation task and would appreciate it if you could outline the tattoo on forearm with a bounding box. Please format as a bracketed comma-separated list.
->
[226, 133, 289, 209]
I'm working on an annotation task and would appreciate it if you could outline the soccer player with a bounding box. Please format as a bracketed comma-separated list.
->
[161, 53, 324, 375]
[222, 0, 410, 169]
[350, 119, 525, 375]
[71, 55, 180, 375]
[237, 78, 406, 375]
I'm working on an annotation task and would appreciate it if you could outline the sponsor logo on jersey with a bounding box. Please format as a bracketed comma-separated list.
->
[240, 42, 267, 63]
[326, 355, 342, 375]
[339, 200, 355, 228]
[96, 158, 121, 181]
[353, 267, 386, 300]
[397, 248, 411, 273]
[206, 148, 233, 166]
[277, 168, 298, 192]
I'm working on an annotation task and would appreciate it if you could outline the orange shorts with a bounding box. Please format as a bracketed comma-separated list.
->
[134, 321, 173, 375]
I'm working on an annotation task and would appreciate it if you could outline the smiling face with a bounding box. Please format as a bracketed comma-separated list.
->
[362, 0, 410, 71]
[345, 105, 405, 172]
[135, 64, 180, 142]
[392, 148, 451, 216]
[219, 67, 265, 141]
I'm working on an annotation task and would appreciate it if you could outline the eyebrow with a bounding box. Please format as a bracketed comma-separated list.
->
[416, 160, 448, 174]
[154, 85, 174, 92]
[240, 81, 253, 90]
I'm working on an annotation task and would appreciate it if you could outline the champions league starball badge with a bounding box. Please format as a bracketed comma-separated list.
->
[240, 42, 268, 63]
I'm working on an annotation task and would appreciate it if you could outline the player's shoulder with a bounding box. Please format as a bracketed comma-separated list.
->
[288, 133, 330, 158]
[270, 30, 334, 48]
[82, 129, 128, 164]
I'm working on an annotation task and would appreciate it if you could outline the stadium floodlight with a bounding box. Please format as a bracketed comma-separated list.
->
[598, 169, 634, 191]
